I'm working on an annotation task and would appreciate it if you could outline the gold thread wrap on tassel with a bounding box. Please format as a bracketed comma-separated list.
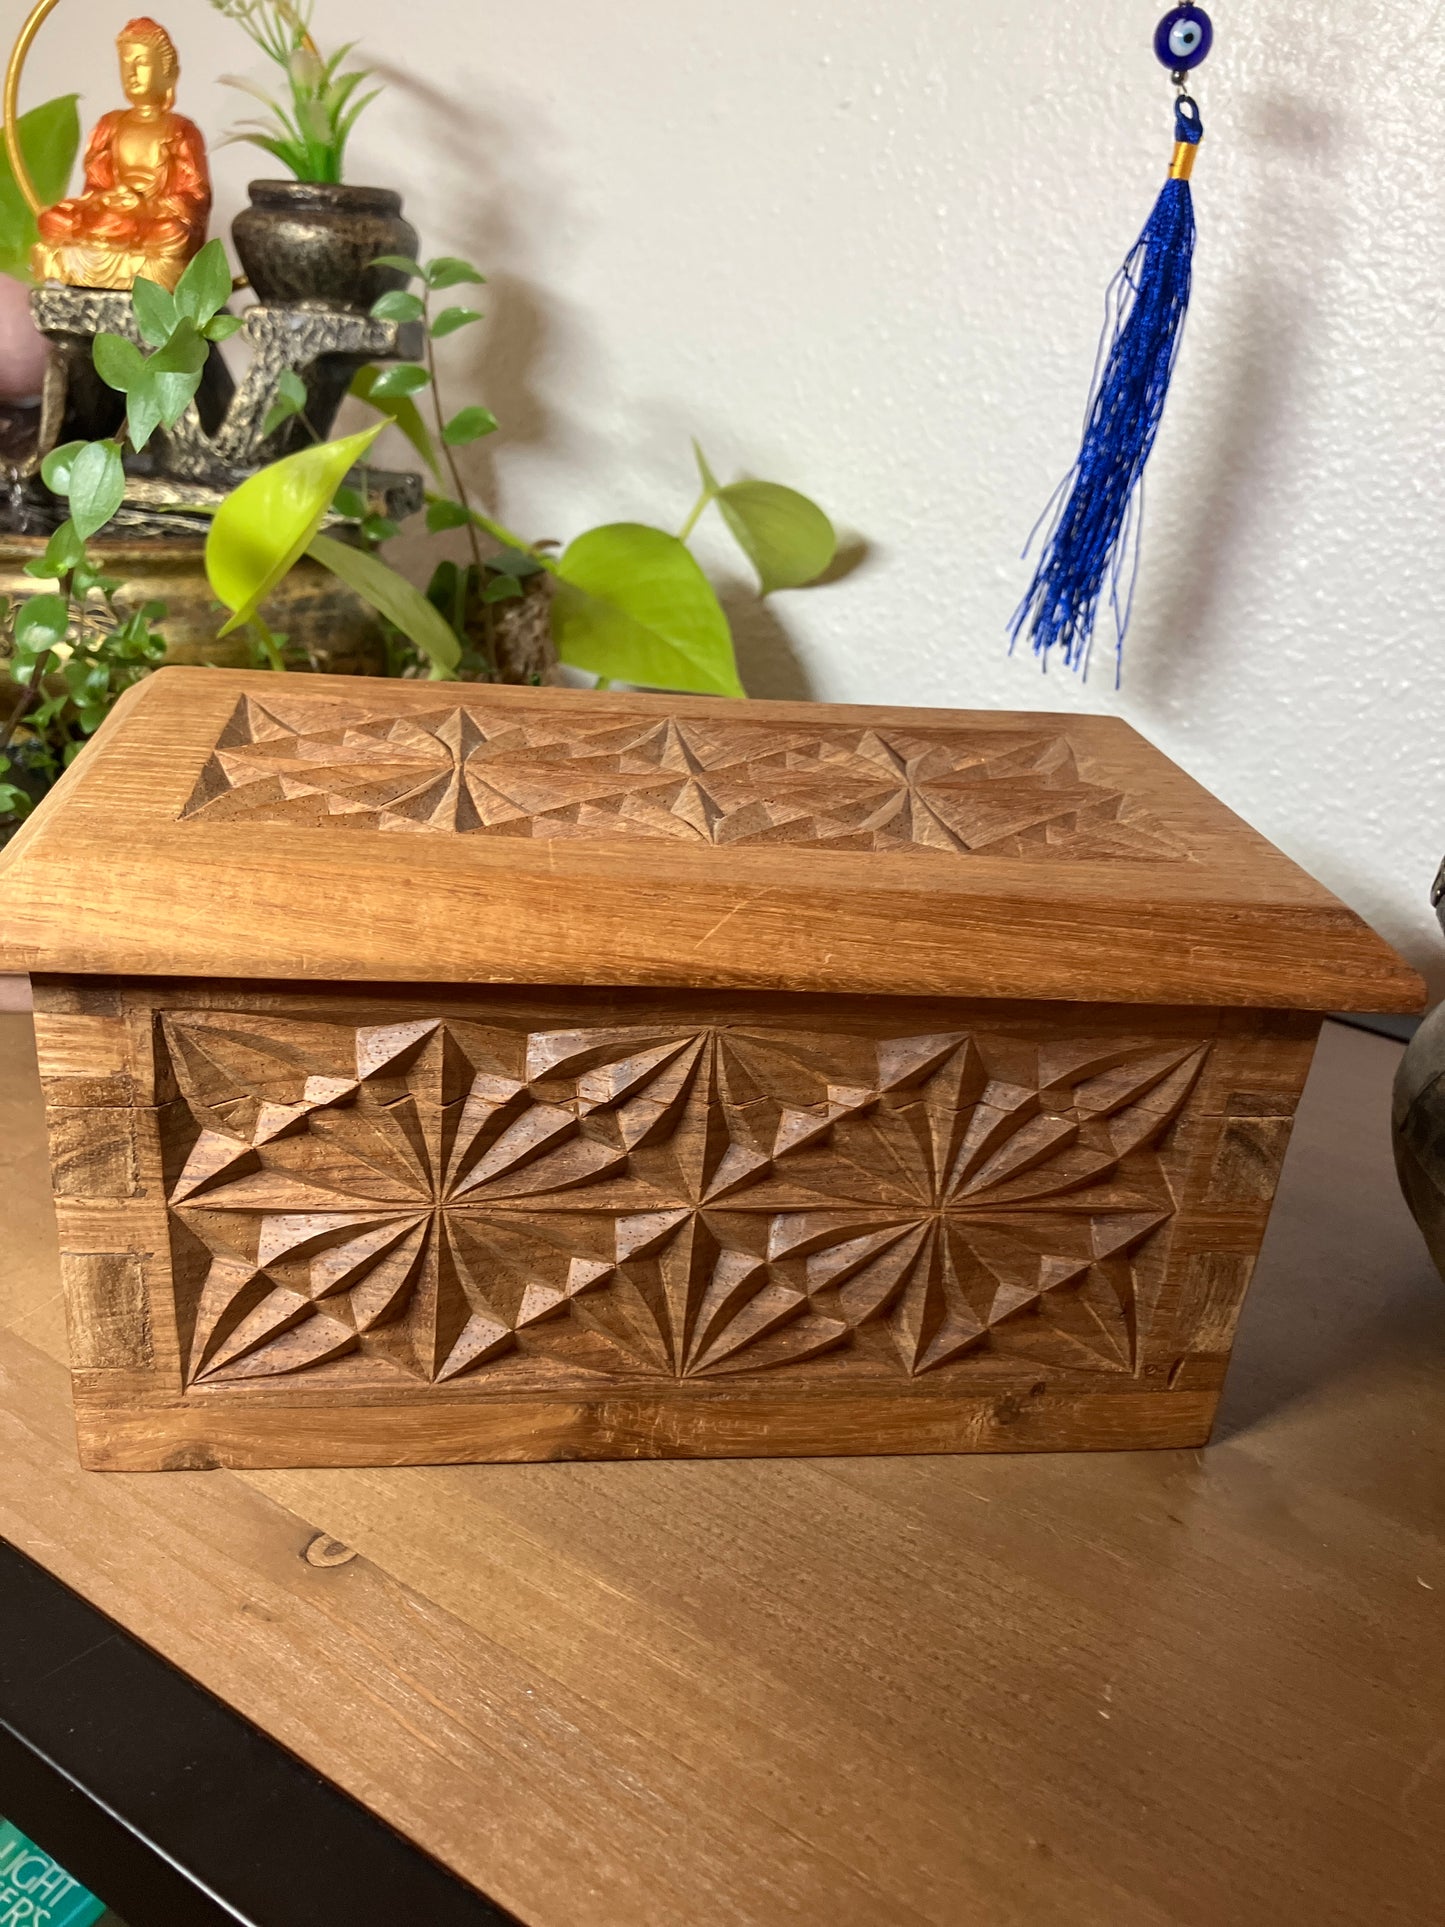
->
[1169, 138, 1200, 181]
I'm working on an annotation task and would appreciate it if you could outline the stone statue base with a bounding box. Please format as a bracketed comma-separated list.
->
[26, 284, 425, 524]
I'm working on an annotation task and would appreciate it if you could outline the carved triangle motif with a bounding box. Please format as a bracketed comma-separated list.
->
[179, 697, 1188, 862]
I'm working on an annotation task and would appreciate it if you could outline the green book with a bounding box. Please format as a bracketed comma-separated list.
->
[0, 1819, 108, 1926]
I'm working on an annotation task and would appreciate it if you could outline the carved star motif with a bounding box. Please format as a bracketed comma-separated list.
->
[165, 1013, 1206, 1389]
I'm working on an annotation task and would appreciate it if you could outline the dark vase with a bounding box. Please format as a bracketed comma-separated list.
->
[1393, 863, 1445, 1277]
[232, 181, 419, 312]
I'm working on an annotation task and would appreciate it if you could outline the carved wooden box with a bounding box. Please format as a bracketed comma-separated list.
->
[0, 670, 1421, 1470]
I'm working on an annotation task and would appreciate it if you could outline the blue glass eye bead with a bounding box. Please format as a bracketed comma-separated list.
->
[1154, 6, 1213, 72]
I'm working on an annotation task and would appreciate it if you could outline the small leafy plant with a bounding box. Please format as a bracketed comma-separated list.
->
[0, 571, 167, 815]
[0, 242, 240, 796]
[212, 0, 378, 185]
[2, 239, 843, 836]
[0, 752, 31, 821]
[1, 240, 461, 828]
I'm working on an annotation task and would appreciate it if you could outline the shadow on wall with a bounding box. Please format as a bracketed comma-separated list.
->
[725, 589, 815, 701]
[1131, 86, 1342, 713]
[366, 59, 558, 494]
[724, 537, 873, 701]
[366, 58, 861, 702]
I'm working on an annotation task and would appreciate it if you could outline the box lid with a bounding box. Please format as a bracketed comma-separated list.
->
[0, 668, 1422, 1011]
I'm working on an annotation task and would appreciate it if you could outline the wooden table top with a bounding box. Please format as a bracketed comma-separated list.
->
[1, 1011, 1442, 1927]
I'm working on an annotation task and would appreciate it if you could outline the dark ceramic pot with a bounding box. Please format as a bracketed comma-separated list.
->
[1393, 1000, 1445, 1278]
[1393, 861, 1445, 1279]
[232, 181, 419, 312]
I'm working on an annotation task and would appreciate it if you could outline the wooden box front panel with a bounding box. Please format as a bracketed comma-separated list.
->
[33, 978, 1320, 1470]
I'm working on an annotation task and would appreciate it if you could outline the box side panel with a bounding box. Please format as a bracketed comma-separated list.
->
[33, 984, 183, 1424]
[1144, 1009, 1320, 1396]
[36, 978, 1320, 1470]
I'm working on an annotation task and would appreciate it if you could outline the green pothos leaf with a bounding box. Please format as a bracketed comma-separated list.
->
[694, 442, 836, 593]
[552, 522, 743, 697]
[206, 425, 383, 633]
[307, 531, 461, 677]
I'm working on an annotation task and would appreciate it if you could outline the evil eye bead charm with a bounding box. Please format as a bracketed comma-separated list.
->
[1154, 5, 1213, 72]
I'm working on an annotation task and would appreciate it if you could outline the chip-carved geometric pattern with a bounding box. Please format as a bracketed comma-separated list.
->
[161, 1012, 1208, 1390]
[179, 694, 1187, 860]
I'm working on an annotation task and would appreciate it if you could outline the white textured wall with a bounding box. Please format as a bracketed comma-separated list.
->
[28, 0, 1445, 984]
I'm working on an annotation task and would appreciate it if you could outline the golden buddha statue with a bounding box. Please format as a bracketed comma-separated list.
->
[32, 16, 210, 293]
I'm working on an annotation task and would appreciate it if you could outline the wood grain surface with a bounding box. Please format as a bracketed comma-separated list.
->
[0, 671, 1423, 1010]
[34, 976, 1319, 1468]
[2, 1011, 1442, 1926]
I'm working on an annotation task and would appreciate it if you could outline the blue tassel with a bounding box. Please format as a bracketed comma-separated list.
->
[1012, 96, 1202, 683]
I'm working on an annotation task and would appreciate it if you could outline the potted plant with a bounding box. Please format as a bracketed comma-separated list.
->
[0, 234, 841, 841]
[251, 250, 839, 694]
[214, 0, 414, 311]
[0, 18, 847, 840]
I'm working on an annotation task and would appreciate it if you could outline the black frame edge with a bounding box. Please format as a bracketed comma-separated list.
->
[0, 1538, 520, 1927]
